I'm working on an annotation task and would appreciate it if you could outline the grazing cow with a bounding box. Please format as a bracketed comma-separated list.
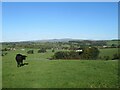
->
[15, 54, 27, 67]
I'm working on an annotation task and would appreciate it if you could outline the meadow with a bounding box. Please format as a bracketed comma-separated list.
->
[2, 48, 119, 88]
[99, 48, 119, 59]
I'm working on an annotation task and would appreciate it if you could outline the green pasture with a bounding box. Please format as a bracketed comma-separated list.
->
[2, 48, 119, 88]
[106, 40, 119, 46]
[99, 48, 119, 59]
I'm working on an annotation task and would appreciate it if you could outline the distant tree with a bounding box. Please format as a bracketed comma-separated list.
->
[111, 44, 117, 48]
[2, 48, 8, 51]
[118, 45, 120, 48]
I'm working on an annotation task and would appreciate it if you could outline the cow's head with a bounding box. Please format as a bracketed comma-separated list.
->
[22, 55, 27, 60]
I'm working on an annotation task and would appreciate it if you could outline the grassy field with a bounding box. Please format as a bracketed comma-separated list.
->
[2, 48, 119, 88]
[99, 48, 118, 59]
[106, 40, 119, 46]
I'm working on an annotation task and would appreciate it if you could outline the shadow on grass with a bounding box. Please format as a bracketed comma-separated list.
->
[20, 62, 29, 67]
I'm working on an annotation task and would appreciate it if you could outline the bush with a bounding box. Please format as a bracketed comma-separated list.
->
[1, 51, 8, 56]
[38, 48, 46, 53]
[98, 56, 102, 60]
[112, 53, 120, 60]
[69, 51, 80, 59]
[52, 51, 70, 59]
[103, 56, 109, 60]
[52, 49, 55, 52]
[80, 47, 99, 60]
[2, 48, 10, 51]
[27, 50, 34, 54]
[52, 47, 100, 60]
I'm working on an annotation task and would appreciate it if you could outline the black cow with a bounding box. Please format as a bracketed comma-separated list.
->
[15, 54, 27, 67]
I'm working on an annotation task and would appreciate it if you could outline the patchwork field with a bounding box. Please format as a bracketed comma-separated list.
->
[2, 48, 119, 88]
[99, 48, 119, 59]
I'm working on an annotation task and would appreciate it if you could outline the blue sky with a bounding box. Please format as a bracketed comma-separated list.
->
[2, 2, 118, 42]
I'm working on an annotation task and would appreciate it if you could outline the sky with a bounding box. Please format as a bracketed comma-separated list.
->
[2, 2, 118, 42]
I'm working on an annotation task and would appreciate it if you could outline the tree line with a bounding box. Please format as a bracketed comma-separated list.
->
[52, 47, 100, 60]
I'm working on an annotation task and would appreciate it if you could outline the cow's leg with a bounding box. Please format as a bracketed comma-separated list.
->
[17, 61, 20, 67]
[21, 60, 23, 65]
[20, 60, 23, 66]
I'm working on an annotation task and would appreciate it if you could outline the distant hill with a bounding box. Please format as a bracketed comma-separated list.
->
[1, 38, 119, 43]
[31, 38, 83, 43]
